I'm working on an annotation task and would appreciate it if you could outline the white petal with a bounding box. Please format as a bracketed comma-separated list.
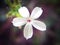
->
[18, 7, 30, 18]
[12, 18, 27, 27]
[23, 23, 33, 40]
[32, 20, 46, 31]
[30, 7, 43, 19]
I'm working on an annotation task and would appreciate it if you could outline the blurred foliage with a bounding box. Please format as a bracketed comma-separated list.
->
[5, 0, 22, 18]
[46, 0, 59, 4]
[33, 36, 40, 45]
[39, 0, 60, 5]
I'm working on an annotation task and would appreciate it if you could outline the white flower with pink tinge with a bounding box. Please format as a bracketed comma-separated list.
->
[12, 6, 46, 40]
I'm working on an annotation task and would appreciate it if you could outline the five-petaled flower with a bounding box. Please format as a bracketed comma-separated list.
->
[12, 6, 46, 40]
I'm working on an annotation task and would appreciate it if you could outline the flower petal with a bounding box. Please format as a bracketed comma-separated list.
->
[12, 18, 27, 27]
[18, 7, 30, 18]
[23, 23, 33, 40]
[30, 7, 43, 19]
[32, 20, 46, 31]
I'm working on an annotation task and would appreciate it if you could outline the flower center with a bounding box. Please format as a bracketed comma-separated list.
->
[27, 19, 31, 22]
[27, 18, 32, 22]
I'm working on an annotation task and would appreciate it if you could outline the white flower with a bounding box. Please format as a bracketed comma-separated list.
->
[12, 6, 46, 40]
